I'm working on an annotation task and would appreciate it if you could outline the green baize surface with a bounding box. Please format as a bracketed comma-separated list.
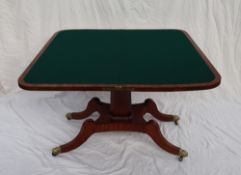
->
[24, 30, 215, 85]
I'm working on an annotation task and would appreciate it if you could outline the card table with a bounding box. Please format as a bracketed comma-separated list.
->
[18, 29, 221, 161]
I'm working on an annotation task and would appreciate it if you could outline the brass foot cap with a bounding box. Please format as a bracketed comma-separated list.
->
[173, 115, 180, 125]
[52, 147, 61, 156]
[66, 113, 72, 120]
[178, 149, 188, 161]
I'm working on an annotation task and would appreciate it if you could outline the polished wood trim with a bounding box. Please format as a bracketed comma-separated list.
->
[18, 29, 221, 92]
[18, 31, 60, 90]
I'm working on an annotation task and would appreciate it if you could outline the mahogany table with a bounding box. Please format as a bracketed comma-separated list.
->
[18, 29, 221, 161]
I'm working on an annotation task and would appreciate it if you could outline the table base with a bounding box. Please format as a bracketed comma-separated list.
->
[52, 91, 188, 161]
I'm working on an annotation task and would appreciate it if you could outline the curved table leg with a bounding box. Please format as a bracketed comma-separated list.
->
[145, 99, 180, 125]
[52, 119, 95, 156]
[52, 95, 188, 161]
[66, 97, 100, 120]
[145, 120, 188, 160]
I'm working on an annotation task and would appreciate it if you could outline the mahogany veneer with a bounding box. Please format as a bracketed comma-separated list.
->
[18, 29, 221, 161]
[52, 91, 187, 160]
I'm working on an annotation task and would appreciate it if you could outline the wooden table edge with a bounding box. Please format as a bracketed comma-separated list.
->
[18, 29, 221, 92]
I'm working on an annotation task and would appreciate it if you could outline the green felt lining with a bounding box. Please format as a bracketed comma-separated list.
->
[24, 30, 215, 85]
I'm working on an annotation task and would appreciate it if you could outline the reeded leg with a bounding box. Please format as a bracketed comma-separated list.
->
[145, 99, 180, 125]
[145, 120, 188, 161]
[52, 119, 95, 156]
[66, 97, 100, 120]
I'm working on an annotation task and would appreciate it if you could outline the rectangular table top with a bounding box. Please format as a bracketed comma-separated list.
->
[18, 29, 221, 91]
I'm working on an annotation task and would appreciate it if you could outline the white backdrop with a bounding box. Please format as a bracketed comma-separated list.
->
[1, 0, 241, 174]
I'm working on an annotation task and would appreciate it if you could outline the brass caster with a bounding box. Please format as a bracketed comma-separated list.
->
[52, 147, 62, 156]
[66, 113, 72, 120]
[178, 149, 188, 161]
[173, 115, 180, 125]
